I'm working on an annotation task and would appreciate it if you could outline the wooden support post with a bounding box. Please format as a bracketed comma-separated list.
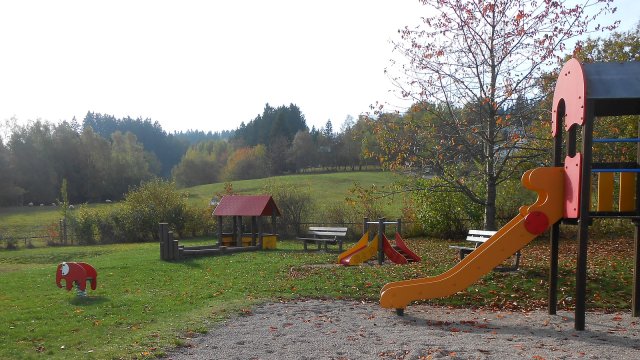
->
[363, 217, 369, 236]
[251, 216, 258, 247]
[159, 223, 168, 260]
[378, 218, 385, 265]
[167, 230, 174, 260]
[168, 231, 179, 260]
[232, 216, 238, 246]
[397, 218, 402, 237]
[217, 216, 223, 248]
[272, 213, 277, 237]
[236, 216, 243, 247]
[258, 216, 264, 248]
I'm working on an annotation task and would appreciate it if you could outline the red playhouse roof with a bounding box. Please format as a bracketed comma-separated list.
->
[212, 195, 281, 217]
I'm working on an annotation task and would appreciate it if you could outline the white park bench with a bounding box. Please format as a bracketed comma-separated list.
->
[449, 229, 520, 271]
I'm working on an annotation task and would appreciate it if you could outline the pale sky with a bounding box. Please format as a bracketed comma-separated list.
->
[0, 0, 637, 134]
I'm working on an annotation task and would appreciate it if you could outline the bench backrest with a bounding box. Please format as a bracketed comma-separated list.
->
[466, 229, 497, 243]
[308, 227, 348, 237]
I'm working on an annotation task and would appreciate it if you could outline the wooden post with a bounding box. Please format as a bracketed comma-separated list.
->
[232, 216, 238, 247]
[217, 216, 223, 248]
[271, 213, 277, 237]
[397, 218, 402, 237]
[378, 218, 385, 265]
[168, 231, 180, 260]
[167, 230, 174, 260]
[363, 217, 369, 236]
[258, 216, 264, 248]
[251, 216, 257, 246]
[63, 219, 68, 245]
[59, 219, 64, 245]
[236, 216, 243, 247]
[159, 223, 168, 260]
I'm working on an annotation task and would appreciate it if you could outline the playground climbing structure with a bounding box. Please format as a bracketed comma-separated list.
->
[380, 59, 640, 331]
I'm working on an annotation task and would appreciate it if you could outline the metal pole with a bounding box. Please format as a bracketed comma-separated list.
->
[549, 112, 564, 315]
[363, 217, 369, 236]
[397, 218, 402, 236]
[378, 218, 385, 265]
[575, 103, 595, 331]
[634, 220, 640, 317]
[633, 120, 640, 317]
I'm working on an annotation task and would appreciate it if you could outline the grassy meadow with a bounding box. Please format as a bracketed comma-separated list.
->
[0, 171, 404, 232]
[184, 171, 405, 212]
[0, 235, 635, 359]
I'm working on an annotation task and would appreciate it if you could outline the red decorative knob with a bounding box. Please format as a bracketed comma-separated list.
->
[524, 211, 549, 235]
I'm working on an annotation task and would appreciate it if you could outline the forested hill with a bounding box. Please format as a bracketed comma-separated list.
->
[233, 103, 308, 146]
[83, 112, 233, 177]
[0, 105, 379, 206]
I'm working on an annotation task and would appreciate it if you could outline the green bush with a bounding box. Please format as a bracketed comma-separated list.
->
[120, 179, 187, 242]
[496, 177, 536, 226]
[263, 181, 315, 236]
[400, 196, 425, 238]
[66, 180, 220, 244]
[69, 205, 98, 245]
[183, 205, 217, 238]
[412, 178, 483, 239]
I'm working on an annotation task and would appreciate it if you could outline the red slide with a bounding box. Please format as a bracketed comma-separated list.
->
[382, 233, 421, 264]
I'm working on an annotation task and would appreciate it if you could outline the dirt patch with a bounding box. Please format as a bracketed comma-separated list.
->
[166, 299, 640, 359]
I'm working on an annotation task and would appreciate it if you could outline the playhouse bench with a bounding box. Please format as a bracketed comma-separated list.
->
[297, 227, 348, 252]
[449, 229, 521, 271]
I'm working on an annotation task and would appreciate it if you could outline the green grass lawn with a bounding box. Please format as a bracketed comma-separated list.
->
[0, 171, 403, 240]
[0, 235, 634, 359]
[184, 171, 404, 213]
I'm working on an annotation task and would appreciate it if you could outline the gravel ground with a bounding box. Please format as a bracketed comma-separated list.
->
[166, 299, 640, 360]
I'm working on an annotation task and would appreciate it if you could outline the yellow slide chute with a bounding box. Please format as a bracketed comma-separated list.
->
[380, 167, 565, 313]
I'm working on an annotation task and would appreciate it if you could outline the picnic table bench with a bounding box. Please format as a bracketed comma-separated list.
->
[297, 227, 348, 252]
[449, 229, 521, 271]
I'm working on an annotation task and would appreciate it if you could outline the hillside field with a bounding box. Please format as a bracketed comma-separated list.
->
[0, 171, 406, 242]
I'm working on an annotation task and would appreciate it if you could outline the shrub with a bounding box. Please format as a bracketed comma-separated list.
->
[69, 205, 98, 245]
[496, 177, 536, 226]
[263, 181, 314, 236]
[183, 205, 217, 238]
[400, 196, 425, 238]
[120, 179, 187, 242]
[4, 238, 17, 250]
[346, 183, 388, 220]
[412, 178, 483, 239]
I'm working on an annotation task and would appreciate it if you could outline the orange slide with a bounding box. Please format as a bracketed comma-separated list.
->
[380, 167, 565, 314]
[338, 232, 379, 266]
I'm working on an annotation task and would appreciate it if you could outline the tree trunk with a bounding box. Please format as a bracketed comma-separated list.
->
[485, 174, 497, 231]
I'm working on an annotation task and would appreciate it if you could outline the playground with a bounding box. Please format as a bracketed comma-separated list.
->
[0, 59, 638, 358]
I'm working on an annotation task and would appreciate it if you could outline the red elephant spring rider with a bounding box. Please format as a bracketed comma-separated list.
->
[56, 262, 97, 297]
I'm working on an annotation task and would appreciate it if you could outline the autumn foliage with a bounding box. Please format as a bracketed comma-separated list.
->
[373, 0, 617, 229]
